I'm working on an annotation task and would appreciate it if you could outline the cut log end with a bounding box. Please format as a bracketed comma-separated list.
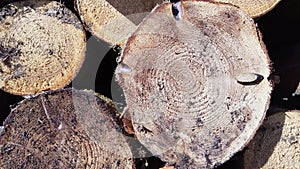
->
[75, 0, 164, 45]
[0, 88, 134, 168]
[116, 1, 272, 168]
[0, 0, 86, 95]
[211, 0, 281, 18]
[244, 110, 300, 169]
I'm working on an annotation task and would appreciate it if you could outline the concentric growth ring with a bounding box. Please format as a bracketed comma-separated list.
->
[116, 1, 272, 168]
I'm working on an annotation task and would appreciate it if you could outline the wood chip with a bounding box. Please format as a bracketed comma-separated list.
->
[236, 73, 263, 85]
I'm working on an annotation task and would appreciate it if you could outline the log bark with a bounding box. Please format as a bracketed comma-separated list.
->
[116, 1, 272, 168]
[210, 0, 281, 18]
[0, 88, 134, 168]
[75, 0, 163, 46]
[243, 110, 300, 169]
[0, 0, 86, 95]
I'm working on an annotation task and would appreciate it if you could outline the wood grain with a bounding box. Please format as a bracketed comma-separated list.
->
[0, 88, 134, 168]
[0, 0, 86, 95]
[244, 110, 300, 169]
[210, 0, 281, 18]
[76, 0, 163, 46]
[116, 1, 272, 168]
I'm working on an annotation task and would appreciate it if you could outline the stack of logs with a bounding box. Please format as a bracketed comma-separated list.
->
[1, 0, 299, 169]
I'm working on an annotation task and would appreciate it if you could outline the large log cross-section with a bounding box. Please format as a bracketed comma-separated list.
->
[0, 0, 86, 95]
[116, 1, 272, 168]
[0, 89, 135, 168]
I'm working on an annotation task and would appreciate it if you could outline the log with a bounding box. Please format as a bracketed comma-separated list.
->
[0, 0, 86, 95]
[210, 0, 281, 18]
[0, 88, 134, 168]
[116, 1, 272, 168]
[75, 0, 163, 45]
[243, 110, 300, 169]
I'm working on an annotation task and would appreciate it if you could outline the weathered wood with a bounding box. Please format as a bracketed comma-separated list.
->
[210, 0, 281, 18]
[244, 110, 300, 169]
[0, 0, 86, 95]
[0, 88, 134, 168]
[116, 1, 272, 168]
[75, 0, 163, 45]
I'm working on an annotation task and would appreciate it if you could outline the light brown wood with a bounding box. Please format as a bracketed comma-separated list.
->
[0, 0, 86, 95]
[75, 0, 163, 46]
[210, 0, 281, 18]
[160, 166, 175, 169]
[0, 88, 134, 168]
[116, 1, 272, 168]
[244, 110, 300, 169]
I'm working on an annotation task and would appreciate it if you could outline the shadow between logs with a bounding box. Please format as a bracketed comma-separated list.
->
[0, 90, 23, 125]
[257, 0, 300, 110]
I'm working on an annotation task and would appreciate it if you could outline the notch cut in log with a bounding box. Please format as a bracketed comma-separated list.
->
[0, 0, 86, 95]
[0, 88, 135, 168]
[210, 0, 281, 18]
[116, 1, 272, 168]
[75, 0, 163, 46]
[243, 110, 300, 169]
